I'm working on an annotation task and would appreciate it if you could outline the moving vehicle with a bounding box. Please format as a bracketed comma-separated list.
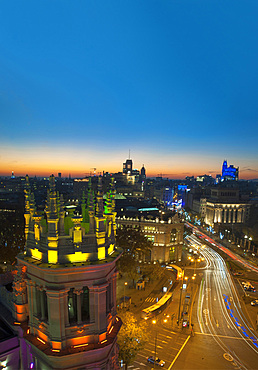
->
[251, 300, 258, 306]
[141, 292, 173, 320]
[242, 281, 251, 286]
[245, 286, 256, 292]
[182, 315, 189, 328]
[147, 356, 165, 367]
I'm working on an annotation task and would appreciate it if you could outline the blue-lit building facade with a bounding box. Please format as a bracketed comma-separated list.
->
[221, 160, 239, 181]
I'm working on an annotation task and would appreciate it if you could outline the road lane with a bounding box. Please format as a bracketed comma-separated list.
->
[189, 234, 258, 369]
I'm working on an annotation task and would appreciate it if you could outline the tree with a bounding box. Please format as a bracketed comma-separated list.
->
[116, 225, 153, 261]
[117, 253, 139, 283]
[117, 311, 148, 369]
[116, 225, 153, 285]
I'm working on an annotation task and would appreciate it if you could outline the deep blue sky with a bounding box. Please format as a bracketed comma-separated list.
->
[1, 0, 258, 178]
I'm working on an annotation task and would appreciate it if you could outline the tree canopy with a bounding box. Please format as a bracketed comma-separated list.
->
[117, 311, 148, 369]
[116, 225, 153, 280]
[116, 225, 152, 259]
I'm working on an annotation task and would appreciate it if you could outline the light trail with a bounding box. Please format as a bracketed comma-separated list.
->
[185, 222, 258, 273]
[186, 232, 258, 369]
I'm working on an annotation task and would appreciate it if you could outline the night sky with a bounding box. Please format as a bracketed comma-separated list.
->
[1, 0, 258, 179]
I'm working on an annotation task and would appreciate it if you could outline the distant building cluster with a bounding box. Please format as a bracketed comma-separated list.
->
[0, 157, 258, 368]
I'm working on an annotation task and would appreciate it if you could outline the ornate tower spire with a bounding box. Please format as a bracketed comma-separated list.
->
[81, 191, 86, 221]
[87, 178, 95, 232]
[110, 177, 117, 236]
[95, 176, 104, 217]
[59, 193, 65, 235]
[24, 175, 31, 240]
[95, 177, 105, 257]
[105, 190, 112, 215]
[46, 175, 59, 263]
[48, 174, 58, 219]
[110, 177, 116, 212]
[29, 192, 36, 216]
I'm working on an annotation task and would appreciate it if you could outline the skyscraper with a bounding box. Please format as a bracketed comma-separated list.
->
[122, 159, 133, 175]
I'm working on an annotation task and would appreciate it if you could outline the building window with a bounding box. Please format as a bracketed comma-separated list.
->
[68, 288, 77, 324]
[81, 286, 90, 322]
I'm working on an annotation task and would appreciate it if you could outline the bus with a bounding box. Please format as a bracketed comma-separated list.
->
[166, 264, 183, 279]
[141, 292, 173, 320]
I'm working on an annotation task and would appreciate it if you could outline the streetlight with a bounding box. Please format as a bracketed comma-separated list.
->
[152, 319, 157, 369]
[124, 282, 127, 309]
[177, 269, 184, 326]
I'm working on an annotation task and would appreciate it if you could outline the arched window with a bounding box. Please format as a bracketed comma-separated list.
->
[81, 286, 90, 322]
[68, 288, 77, 323]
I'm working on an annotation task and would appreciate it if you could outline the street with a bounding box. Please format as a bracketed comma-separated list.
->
[128, 233, 258, 369]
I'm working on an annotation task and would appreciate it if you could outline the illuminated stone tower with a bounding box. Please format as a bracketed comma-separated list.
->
[16, 175, 121, 369]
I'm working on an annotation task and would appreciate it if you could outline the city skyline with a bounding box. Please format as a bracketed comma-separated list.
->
[0, 152, 254, 180]
[1, 1, 258, 179]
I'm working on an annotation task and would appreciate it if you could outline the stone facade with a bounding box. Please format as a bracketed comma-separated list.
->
[204, 201, 250, 226]
[117, 213, 184, 263]
[1, 175, 122, 369]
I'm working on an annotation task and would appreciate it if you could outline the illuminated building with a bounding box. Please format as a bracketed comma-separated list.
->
[204, 187, 250, 227]
[117, 213, 183, 262]
[140, 165, 146, 181]
[122, 159, 133, 175]
[221, 160, 239, 181]
[0, 175, 121, 369]
[163, 187, 174, 207]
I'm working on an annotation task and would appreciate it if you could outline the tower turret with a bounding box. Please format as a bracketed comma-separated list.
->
[24, 175, 31, 240]
[16, 175, 122, 368]
[95, 177, 106, 259]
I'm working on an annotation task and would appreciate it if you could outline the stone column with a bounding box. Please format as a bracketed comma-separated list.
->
[224, 208, 227, 223]
[218, 208, 222, 223]
[93, 283, 108, 333]
[46, 290, 66, 345]
[214, 209, 218, 223]
[233, 208, 236, 223]
[75, 289, 83, 324]
[26, 280, 35, 325]
[35, 286, 41, 317]
[63, 290, 69, 326]
[40, 287, 46, 321]
[111, 272, 118, 315]
[237, 208, 242, 223]
[242, 208, 246, 223]
[228, 208, 232, 223]
[89, 286, 95, 324]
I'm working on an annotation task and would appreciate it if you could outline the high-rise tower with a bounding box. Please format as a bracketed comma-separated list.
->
[14, 175, 121, 369]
